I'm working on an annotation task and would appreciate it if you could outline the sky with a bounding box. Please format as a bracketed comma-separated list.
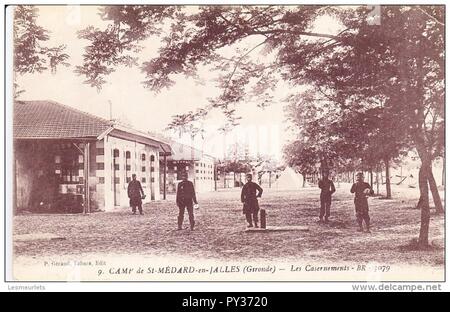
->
[12, 5, 340, 160]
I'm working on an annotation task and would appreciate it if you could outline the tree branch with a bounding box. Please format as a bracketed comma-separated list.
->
[250, 29, 343, 41]
[416, 7, 444, 26]
[223, 37, 270, 92]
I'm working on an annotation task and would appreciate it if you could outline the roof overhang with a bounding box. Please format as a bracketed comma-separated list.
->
[96, 127, 115, 140]
[13, 137, 98, 141]
[108, 126, 173, 156]
[159, 142, 173, 156]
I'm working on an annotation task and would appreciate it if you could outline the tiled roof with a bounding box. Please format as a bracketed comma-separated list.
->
[14, 100, 113, 139]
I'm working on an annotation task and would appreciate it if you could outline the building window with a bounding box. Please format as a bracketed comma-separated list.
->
[114, 164, 120, 170]
[97, 163, 105, 170]
[142, 166, 146, 172]
[151, 178, 155, 183]
[114, 177, 120, 184]
[124, 151, 132, 183]
[141, 154, 146, 161]
[98, 177, 105, 184]
[150, 155, 155, 161]
[150, 167, 155, 172]
[113, 149, 120, 157]
[142, 177, 146, 183]
[96, 148, 105, 155]
[196, 170, 199, 173]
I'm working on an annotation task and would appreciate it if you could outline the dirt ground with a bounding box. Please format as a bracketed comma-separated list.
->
[13, 183, 445, 268]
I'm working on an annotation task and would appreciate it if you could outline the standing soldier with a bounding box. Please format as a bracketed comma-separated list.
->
[318, 171, 336, 223]
[128, 174, 145, 215]
[176, 172, 198, 230]
[351, 172, 373, 232]
[241, 173, 263, 228]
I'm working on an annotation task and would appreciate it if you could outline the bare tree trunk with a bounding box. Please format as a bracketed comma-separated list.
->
[413, 53, 433, 248]
[302, 173, 306, 187]
[370, 168, 373, 188]
[418, 165, 431, 247]
[427, 165, 444, 213]
[384, 158, 392, 199]
[416, 196, 424, 209]
[376, 164, 380, 195]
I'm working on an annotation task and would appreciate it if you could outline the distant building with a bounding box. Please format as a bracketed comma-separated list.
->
[13, 100, 172, 213]
[160, 141, 215, 194]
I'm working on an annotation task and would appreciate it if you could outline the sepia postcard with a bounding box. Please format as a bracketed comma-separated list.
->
[5, 4, 445, 283]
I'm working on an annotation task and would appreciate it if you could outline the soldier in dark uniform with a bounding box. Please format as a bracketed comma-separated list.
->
[241, 173, 263, 228]
[318, 171, 336, 223]
[176, 172, 198, 230]
[128, 174, 145, 215]
[350, 172, 373, 232]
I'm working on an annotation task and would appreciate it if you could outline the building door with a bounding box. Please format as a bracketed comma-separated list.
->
[113, 149, 120, 206]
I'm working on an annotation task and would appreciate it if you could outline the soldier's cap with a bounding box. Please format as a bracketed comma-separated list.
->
[356, 172, 364, 177]
[246, 173, 252, 178]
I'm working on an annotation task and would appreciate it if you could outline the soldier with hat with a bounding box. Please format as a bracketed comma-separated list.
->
[241, 173, 263, 228]
[127, 173, 145, 215]
[350, 172, 373, 232]
[318, 171, 336, 223]
[176, 172, 198, 230]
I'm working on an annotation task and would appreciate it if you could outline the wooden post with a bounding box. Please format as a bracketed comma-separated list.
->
[113, 150, 117, 206]
[260, 209, 266, 229]
[163, 154, 167, 200]
[83, 142, 90, 214]
[13, 153, 17, 216]
[214, 164, 217, 191]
